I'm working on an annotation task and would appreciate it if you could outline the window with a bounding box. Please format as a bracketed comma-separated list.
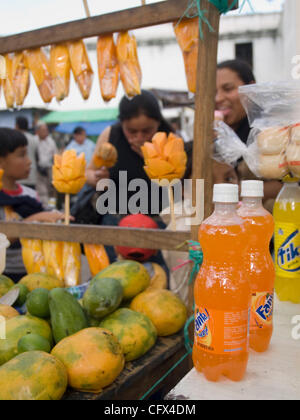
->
[235, 42, 253, 68]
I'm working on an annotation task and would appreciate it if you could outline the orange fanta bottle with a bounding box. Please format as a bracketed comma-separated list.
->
[237, 180, 275, 353]
[193, 184, 251, 382]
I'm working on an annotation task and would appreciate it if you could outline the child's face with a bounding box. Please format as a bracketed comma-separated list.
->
[0, 146, 31, 181]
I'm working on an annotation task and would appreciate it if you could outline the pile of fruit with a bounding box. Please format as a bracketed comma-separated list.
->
[0, 260, 187, 400]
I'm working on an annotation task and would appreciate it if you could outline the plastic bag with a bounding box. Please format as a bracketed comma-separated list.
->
[3, 54, 15, 108]
[116, 31, 141, 98]
[12, 52, 30, 107]
[68, 40, 93, 100]
[50, 43, 70, 102]
[238, 82, 300, 179]
[24, 48, 54, 103]
[173, 17, 198, 94]
[20, 239, 46, 274]
[97, 34, 119, 102]
[84, 244, 110, 277]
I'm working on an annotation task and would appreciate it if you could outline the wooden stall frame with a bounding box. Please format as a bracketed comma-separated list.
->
[0, 0, 237, 386]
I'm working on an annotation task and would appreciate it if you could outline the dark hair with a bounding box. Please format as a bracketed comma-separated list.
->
[0, 128, 28, 157]
[217, 59, 256, 85]
[73, 126, 86, 135]
[118, 90, 174, 134]
[15, 116, 29, 131]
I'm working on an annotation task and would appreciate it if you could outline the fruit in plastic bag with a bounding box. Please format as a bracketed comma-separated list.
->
[20, 239, 46, 274]
[84, 243, 110, 277]
[62, 242, 81, 287]
[173, 17, 198, 93]
[24, 48, 54, 103]
[50, 43, 70, 102]
[12, 52, 30, 107]
[3, 54, 15, 108]
[68, 40, 93, 100]
[116, 31, 141, 97]
[97, 34, 119, 102]
[42, 240, 64, 282]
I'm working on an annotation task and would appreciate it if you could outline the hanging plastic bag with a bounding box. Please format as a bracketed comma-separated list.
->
[12, 52, 30, 107]
[3, 54, 15, 109]
[116, 31, 142, 97]
[50, 43, 71, 102]
[97, 34, 119, 102]
[68, 40, 93, 100]
[173, 18, 198, 94]
[20, 239, 46, 274]
[24, 48, 54, 103]
[84, 244, 110, 277]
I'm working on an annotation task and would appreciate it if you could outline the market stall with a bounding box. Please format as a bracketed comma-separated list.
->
[0, 0, 237, 400]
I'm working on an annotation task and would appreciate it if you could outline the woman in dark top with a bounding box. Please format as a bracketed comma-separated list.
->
[215, 59, 282, 205]
[86, 90, 174, 216]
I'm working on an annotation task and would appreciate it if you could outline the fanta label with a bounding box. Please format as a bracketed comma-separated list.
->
[250, 291, 274, 332]
[194, 306, 250, 355]
[275, 223, 300, 278]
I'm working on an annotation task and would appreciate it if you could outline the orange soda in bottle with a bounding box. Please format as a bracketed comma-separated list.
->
[193, 184, 251, 382]
[237, 180, 275, 353]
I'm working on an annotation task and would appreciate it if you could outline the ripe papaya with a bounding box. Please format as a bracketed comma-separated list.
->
[19, 272, 64, 292]
[49, 288, 88, 344]
[0, 315, 53, 366]
[94, 260, 150, 300]
[0, 351, 68, 400]
[99, 308, 157, 361]
[51, 327, 124, 393]
[83, 276, 123, 320]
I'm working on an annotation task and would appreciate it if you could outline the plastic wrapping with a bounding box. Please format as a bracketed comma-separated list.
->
[237, 82, 300, 179]
[12, 52, 30, 107]
[92, 142, 118, 168]
[63, 242, 81, 287]
[3, 54, 15, 108]
[68, 40, 93, 100]
[42, 240, 64, 281]
[116, 31, 141, 98]
[83, 244, 110, 277]
[97, 34, 119, 102]
[50, 43, 70, 102]
[20, 239, 46, 274]
[173, 17, 198, 94]
[24, 48, 54, 103]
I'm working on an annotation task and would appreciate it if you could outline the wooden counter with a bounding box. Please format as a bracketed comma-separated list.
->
[165, 298, 300, 401]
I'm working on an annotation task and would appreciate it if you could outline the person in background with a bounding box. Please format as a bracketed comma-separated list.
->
[65, 126, 95, 165]
[35, 122, 58, 208]
[215, 59, 282, 209]
[0, 128, 67, 282]
[15, 116, 38, 190]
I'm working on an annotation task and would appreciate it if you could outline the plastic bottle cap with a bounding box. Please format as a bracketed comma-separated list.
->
[241, 180, 264, 197]
[213, 184, 239, 203]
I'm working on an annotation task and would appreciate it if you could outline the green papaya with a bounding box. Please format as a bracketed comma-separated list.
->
[49, 288, 88, 344]
[83, 277, 123, 320]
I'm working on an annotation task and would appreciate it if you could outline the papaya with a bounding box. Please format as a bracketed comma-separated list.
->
[130, 289, 187, 337]
[83, 277, 123, 320]
[99, 308, 157, 361]
[143, 262, 168, 290]
[51, 327, 124, 393]
[0, 351, 68, 400]
[19, 272, 64, 292]
[0, 274, 14, 297]
[49, 288, 88, 344]
[0, 304, 19, 320]
[95, 260, 150, 300]
[0, 315, 53, 366]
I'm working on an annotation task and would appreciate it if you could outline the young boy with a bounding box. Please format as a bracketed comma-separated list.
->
[0, 128, 66, 282]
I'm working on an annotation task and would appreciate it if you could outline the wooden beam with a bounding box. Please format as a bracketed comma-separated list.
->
[0, 222, 190, 252]
[0, 0, 194, 54]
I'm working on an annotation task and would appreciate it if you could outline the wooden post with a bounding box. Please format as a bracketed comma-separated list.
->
[188, 0, 221, 366]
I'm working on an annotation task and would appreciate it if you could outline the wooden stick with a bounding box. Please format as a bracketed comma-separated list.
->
[65, 194, 70, 226]
[83, 0, 91, 18]
[168, 185, 176, 231]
